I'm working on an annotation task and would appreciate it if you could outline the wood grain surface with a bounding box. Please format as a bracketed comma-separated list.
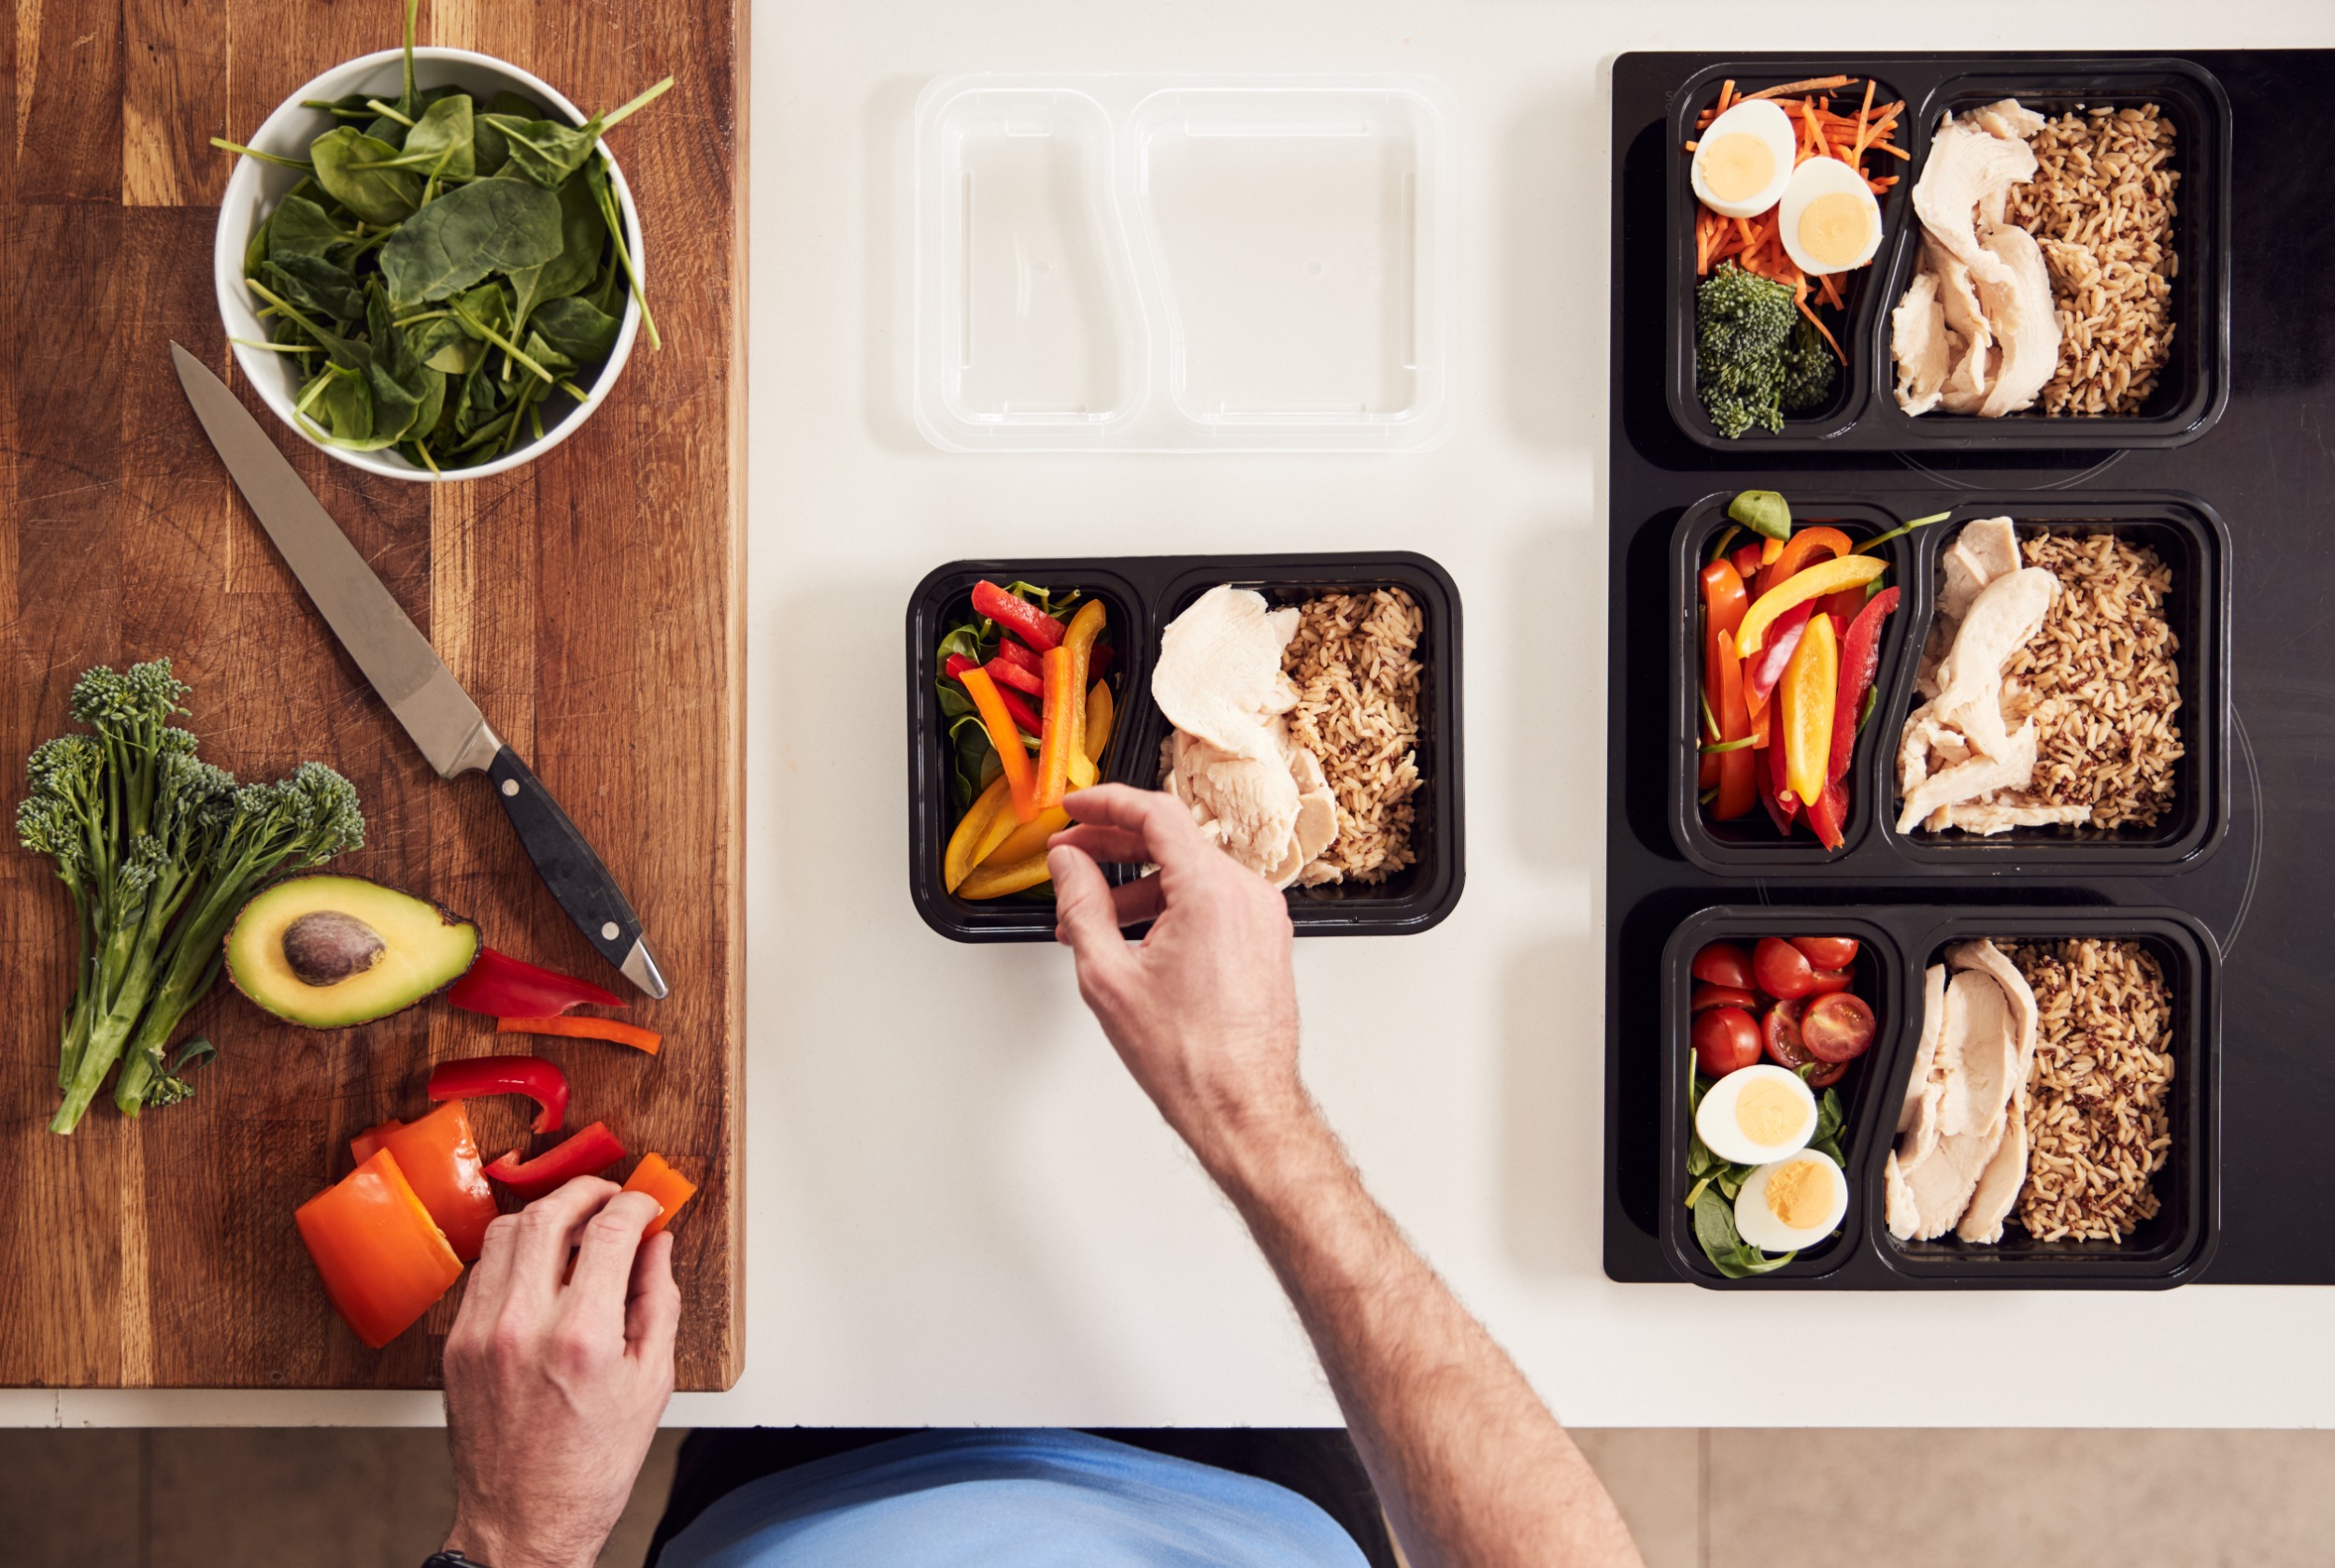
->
[0, 0, 744, 1390]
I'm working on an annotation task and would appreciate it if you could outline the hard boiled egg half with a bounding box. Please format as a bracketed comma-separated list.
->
[1777, 156, 1884, 276]
[1690, 99, 1796, 220]
[1735, 1149, 1849, 1251]
[1694, 1062, 1817, 1166]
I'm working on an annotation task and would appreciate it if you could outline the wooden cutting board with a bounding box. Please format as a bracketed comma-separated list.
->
[0, 0, 744, 1390]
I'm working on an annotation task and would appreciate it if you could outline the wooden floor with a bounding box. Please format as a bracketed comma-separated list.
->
[6, 1426, 2335, 1565]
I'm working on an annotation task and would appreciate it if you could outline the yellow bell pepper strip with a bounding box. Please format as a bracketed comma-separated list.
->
[1061, 601, 1107, 791]
[1032, 646, 1076, 810]
[944, 775, 1016, 892]
[621, 1153, 699, 1239]
[294, 1148, 463, 1350]
[957, 851, 1057, 901]
[1083, 680, 1115, 765]
[958, 664, 1038, 823]
[1734, 553, 1887, 656]
[981, 806, 1071, 872]
[1778, 609, 1838, 807]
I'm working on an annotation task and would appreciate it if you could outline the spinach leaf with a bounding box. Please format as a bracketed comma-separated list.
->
[311, 126, 420, 225]
[507, 173, 604, 327]
[479, 76, 673, 190]
[356, 93, 475, 179]
[261, 255, 364, 321]
[267, 192, 357, 262]
[319, 365, 375, 443]
[528, 296, 620, 365]
[396, 0, 422, 118]
[357, 284, 437, 446]
[449, 280, 514, 347]
[407, 315, 482, 374]
[1693, 1187, 1796, 1278]
[379, 176, 562, 306]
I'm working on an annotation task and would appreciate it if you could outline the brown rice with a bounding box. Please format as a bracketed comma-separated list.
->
[2007, 939, 2175, 1243]
[1282, 589, 1424, 884]
[2005, 104, 2181, 417]
[2002, 530, 2183, 830]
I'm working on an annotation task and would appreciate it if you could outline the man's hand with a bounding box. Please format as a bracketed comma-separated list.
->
[1046, 783, 1316, 1181]
[442, 1177, 679, 1568]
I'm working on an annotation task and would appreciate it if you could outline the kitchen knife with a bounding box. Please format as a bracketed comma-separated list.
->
[170, 342, 668, 1000]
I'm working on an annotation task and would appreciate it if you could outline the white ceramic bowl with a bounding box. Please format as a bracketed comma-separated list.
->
[213, 47, 646, 482]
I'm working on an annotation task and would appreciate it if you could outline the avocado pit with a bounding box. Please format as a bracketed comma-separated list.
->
[281, 909, 387, 987]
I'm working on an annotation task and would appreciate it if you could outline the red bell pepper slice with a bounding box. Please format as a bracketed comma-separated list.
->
[448, 947, 623, 1019]
[1744, 599, 1814, 710]
[1700, 558, 1749, 642]
[971, 581, 1065, 652]
[427, 1054, 569, 1134]
[1827, 587, 1900, 785]
[945, 655, 1041, 735]
[1709, 620, 1756, 820]
[621, 1153, 699, 1239]
[1806, 777, 1849, 851]
[496, 1014, 662, 1055]
[485, 1121, 628, 1201]
[369, 1100, 500, 1262]
[983, 657, 1044, 698]
[295, 1149, 463, 1349]
[993, 637, 1043, 677]
[1087, 643, 1116, 681]
[1730, 542, 1767, 579]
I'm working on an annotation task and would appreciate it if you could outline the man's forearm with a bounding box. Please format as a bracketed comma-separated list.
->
[1211, 1107, 1643, 1568]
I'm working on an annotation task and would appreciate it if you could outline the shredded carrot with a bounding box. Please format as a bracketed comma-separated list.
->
[1797, 297, 1845, 363]
[1848, 78, 1877, 164]
[1684, 138, 1699, 151]
[1717, 78, 1735, 114]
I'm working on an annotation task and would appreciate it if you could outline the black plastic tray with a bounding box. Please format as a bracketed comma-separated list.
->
[1660, 905, 2219, 1290]
[906, 553, 1464, 942]
[1671, 491, 2229, 877]
[1666, 55, 2231, 453]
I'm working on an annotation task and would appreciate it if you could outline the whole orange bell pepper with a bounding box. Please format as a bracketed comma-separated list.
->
[958, 664, 1038, 823]
[1778, 610, 1838, 807]
[295, 1149, 463, 1349]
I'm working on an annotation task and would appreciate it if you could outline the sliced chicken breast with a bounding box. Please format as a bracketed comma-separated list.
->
[1956, 1105, 2029, 1245]
[1975, 222, 2061, 417]
[1891, 271, 1952, 416]
[1885, 1150, 1922, 1242]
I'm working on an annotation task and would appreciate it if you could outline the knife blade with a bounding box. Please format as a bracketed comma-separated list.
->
[172, 342, 667, 1000]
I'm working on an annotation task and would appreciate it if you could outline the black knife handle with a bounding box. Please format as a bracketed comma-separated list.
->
[487, 746, 647, 977]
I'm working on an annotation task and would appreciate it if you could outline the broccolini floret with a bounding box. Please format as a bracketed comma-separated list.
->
[1778, 314, 1839, 416]
[1694, 263, 1801, 438]
[17, 661, 366, 1133]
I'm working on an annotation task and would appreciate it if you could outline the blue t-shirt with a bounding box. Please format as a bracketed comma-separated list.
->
[656, 1430, 1371, 1567]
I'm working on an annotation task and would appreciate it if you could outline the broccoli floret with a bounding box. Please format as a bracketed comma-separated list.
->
[1695, 264, 1799, 439]
[1778, 314, 1840, 416]
[20, 662, 366, 1132]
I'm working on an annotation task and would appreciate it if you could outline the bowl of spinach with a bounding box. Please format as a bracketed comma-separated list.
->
[211, 13, 665, 480]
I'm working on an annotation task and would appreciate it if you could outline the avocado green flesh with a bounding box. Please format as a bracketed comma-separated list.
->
[226, 875, 480, 1028]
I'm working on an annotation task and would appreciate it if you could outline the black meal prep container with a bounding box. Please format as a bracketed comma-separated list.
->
[1665, 56, 2231, 453]
[1660, 905, 2220, 1290]
[906, 553, 1464, 943]
[1671, 491, 2230, 878]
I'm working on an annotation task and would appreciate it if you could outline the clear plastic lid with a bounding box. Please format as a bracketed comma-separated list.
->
[914, 74, 1457, 452]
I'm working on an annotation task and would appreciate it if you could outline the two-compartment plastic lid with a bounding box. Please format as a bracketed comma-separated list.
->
[914, 74, 1457, 451]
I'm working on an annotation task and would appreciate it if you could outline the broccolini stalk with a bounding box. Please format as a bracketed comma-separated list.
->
[112, 763, 364, 1117]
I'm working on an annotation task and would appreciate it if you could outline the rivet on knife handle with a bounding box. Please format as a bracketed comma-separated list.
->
[487, 747, 668, 999]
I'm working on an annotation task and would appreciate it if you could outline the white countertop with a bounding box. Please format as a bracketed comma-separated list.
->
[13, 0, 2333, 1429]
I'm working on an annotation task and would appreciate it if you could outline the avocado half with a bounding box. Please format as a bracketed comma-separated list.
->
[226, 874, 480, 1029]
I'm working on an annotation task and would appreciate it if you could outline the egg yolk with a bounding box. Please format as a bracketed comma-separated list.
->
[1798, 190, 1872, 267]
[1701, 134, 1775, 206]
[1734, 1078, 1802, 1147]
[1763, 1159, 1831, 1230]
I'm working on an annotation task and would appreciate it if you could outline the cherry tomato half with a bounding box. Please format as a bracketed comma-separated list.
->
[1761, 998, 1811, 1068]
[1792, 936, 1861, 970]
[1804, 1058, 1849, 1089]
[1803, 967, 1855, 998]
[1691, 983, 1760, 1014]
[1803, 991, 1877, 1062]
[1692, 942, 1755, 991]
[1692, 1007, 1763, 1078]
[1753, 936, 1818, 1000]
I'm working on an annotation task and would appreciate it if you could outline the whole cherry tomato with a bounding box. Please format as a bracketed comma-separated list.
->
[1792, 936, 1860, 971]
[1692, 942, 1755, 991]
[1692, 1007, 1763, 1077]
[1753, 936, 1818, 1000]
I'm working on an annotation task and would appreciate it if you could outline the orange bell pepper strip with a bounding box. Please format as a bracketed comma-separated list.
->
[1778, 609, 1839, 807]
[1735, 554, 1887, 656]
[496, 1014, 662, 1056]
[295, 1149, 463, 1349]
[1061, 601, 1107, 790]
[1032, 645, 1076, 810]
[1709, 619, 1757, 820]
[1756, 525, 1854, 598]
[368, 1100, 499, 1262]
[622, 1153, 699, 1239]
[958, 664, 1038, 823]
